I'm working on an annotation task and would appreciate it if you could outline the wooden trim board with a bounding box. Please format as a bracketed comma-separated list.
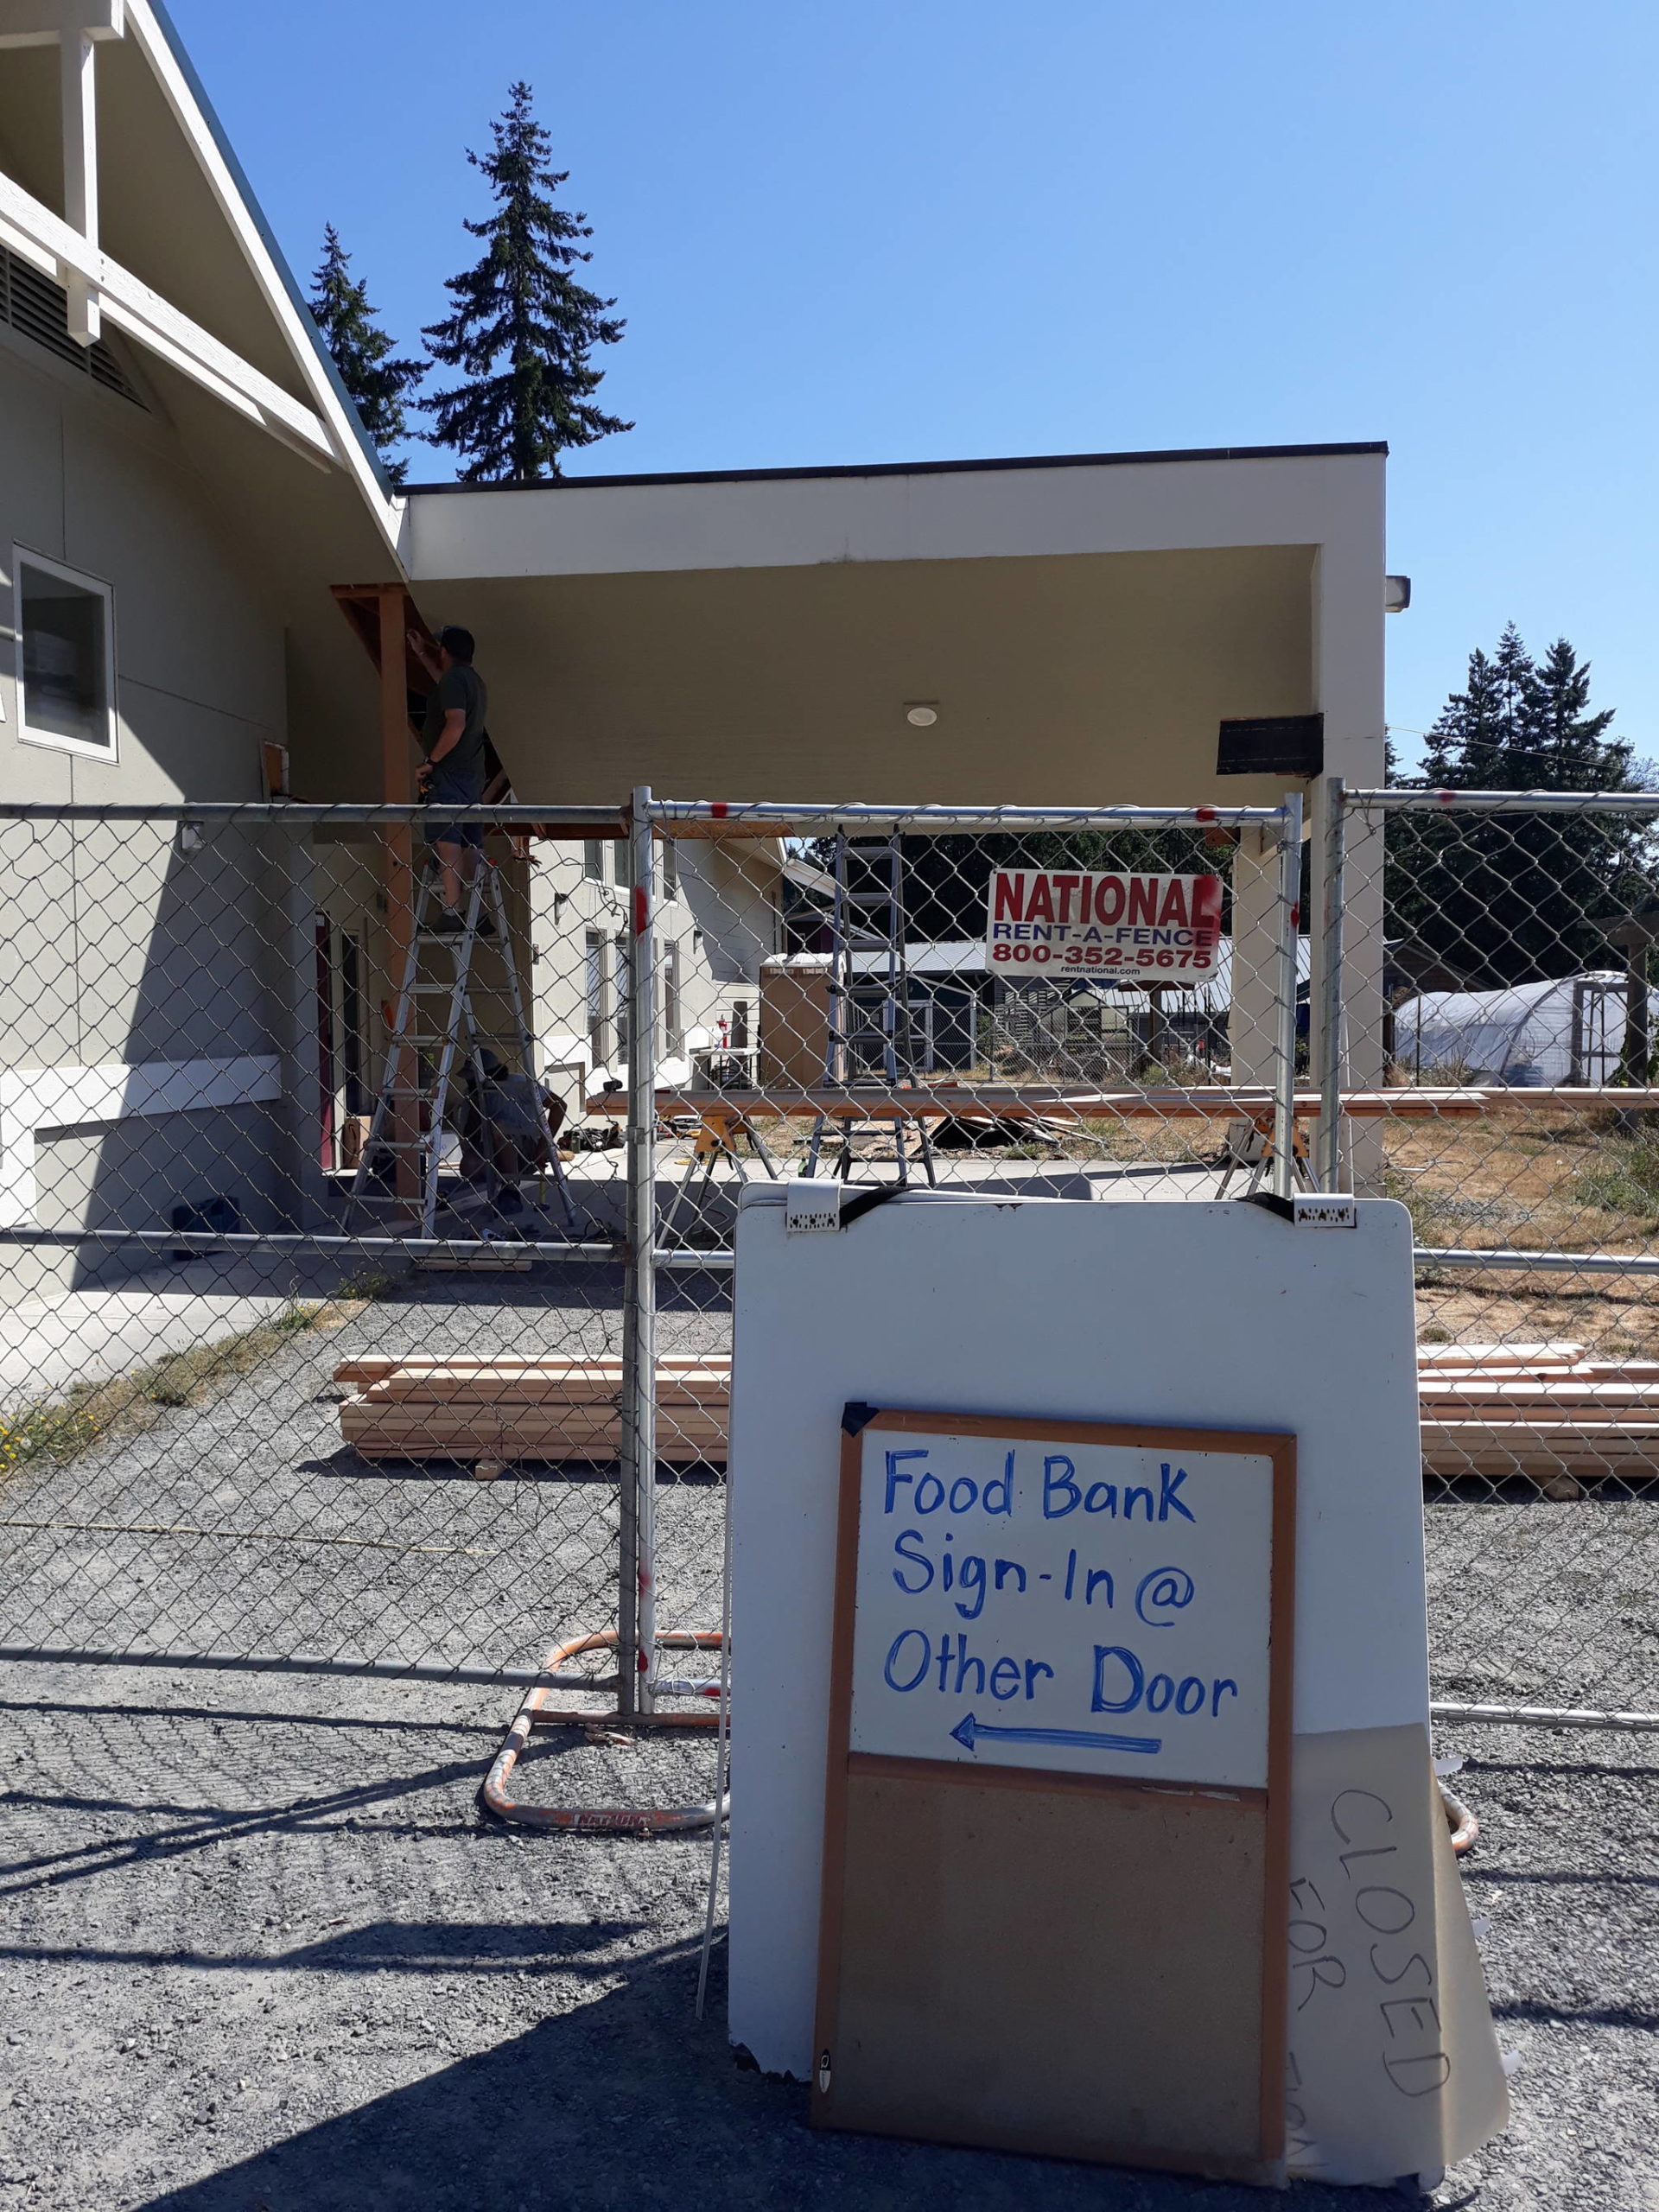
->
[810, 1408, 1295, 2182]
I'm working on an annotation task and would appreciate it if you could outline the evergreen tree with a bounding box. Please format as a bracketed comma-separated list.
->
[307, 225, 425, 485]
[420, 83, 632, 482]
[1389, 626, 1656, 988]
[1524, 635, 1624, 783]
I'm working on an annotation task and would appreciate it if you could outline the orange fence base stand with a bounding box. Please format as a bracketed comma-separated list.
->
[480, 1629, 727, 1835]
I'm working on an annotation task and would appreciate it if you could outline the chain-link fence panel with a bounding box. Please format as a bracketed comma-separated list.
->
[0, 803, 650, 1697]
[0, 791, 1307, 1726]
[626, 792, 1306, 1694]
[1333, 784, 1659, 1726]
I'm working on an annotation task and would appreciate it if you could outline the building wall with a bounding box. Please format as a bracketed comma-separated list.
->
[527, 836, 784, 1098]
[420, 544, 1318, 810]
[0, 323, 300, 1304]
[408, 446, 1387, 810]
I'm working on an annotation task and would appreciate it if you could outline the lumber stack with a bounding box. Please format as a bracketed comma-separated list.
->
[1417, 1340, 1659, 1495]
[336, 1354, 730, 1465]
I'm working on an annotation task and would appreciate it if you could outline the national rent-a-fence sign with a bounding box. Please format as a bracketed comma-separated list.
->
[986, 869, 1224, 977]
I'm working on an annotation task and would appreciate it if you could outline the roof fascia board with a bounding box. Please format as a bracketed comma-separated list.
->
[126, 0, 404, 549]
[406, 446, 1385, 583]
[0, 166, 331, 461]
[404, 441, 1389, 497]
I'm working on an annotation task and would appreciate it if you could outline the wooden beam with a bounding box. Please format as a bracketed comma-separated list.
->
[0, 167, 334, 459]
[0, 3, 124, 48]
[332, 585, 442, 725]
[378, 584, 418, 1206]
[59, 26, 99, 342]
[377, 585, 416, 805]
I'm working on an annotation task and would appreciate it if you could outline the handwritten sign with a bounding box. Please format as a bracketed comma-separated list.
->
[848, 1423, 1279, 1788]
[986, 868, 1224, 978]
[1284, 1723, 1510, 2182]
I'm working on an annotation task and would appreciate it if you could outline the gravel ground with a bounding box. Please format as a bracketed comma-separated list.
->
[1425, 1491, 1659, 1713]
[0, 1668, 1653, 2212]
[0, 1266, 734, 1677]
[1, 1264, 1656, 2205]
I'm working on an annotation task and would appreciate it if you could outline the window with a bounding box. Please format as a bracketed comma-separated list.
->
[663, 942, 683, 1055]
[613, 933, 632, 1055]
[582, 840, 606, 883]
[15, 550, 116, 758]
[659, 838, 678, 900]
[585, 930, 607, 1062]
[613, 836, 632, 890]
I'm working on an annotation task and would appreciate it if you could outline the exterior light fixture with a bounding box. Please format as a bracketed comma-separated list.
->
[1384, 575, 1412, 613]
[905, 702, 939, 728]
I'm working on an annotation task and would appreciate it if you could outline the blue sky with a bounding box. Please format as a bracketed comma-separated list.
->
[169, 0, 1657, 760]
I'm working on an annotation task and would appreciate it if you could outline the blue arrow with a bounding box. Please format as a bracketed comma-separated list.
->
[950, 1713, 1161, 1757]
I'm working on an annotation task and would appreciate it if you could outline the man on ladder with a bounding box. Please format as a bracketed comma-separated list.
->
[346, 620, 588, 1242]
[410, 623, 489, 931]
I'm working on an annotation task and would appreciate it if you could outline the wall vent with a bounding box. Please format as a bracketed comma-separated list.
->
[0, 245, 145, 405]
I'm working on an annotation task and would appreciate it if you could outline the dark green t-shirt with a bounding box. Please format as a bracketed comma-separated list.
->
[423, 664, 488, 781]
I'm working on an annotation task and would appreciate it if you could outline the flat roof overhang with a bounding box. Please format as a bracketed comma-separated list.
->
[399, 443, 1387, 809]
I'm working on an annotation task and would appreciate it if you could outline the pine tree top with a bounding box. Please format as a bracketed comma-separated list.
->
[308, 225, 424, 485]
[420, 82, 632, 483]
[1419, 624, 1643, 794]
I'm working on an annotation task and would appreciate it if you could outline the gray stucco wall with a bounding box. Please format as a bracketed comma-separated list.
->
[0, 327, 305, 1306]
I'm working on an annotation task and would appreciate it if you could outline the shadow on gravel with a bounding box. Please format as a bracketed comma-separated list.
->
[0, 1698, 505, 1737]
[1490, 1999, 1659, 2030]
[303, 1453, 728, 1486]
[0, 1752, 494, 1890]
[137, 1944, 1427, 2212]
[0, 1916, 646, 1977]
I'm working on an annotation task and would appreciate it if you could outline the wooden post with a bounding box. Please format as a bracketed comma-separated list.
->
[378, 584, 419, 1206]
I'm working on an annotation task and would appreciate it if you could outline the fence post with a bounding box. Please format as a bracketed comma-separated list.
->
[1317, 775, 1347, 1192]
[1273, 793, 1304, 1201]
[620, 786, 660, 1715]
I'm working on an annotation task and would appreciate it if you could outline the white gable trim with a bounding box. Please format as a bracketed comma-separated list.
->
[124, 3, 401, 543]
[0, 167, 334, 463]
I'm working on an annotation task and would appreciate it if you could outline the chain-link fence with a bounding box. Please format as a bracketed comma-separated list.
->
[1329, 782, 1659, 1732]
[8, 785, 1651, 1749]
[626, 790, 1306, 1731]
[0, 791, 1304, 1724]
[633, 791, 1306, 1243]
[0, 802, 680, 1708]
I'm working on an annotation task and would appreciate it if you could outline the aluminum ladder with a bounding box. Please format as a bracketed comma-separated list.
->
[347, 861, 583, 1238]
[805, 832, 937, 1185]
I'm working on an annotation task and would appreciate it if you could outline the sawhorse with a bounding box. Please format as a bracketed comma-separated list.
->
[659, 1106, 779, 1247]
[1215, 1111, 1318, 1198]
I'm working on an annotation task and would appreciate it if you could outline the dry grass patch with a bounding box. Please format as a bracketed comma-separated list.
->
[0, 1297, 372, 1480]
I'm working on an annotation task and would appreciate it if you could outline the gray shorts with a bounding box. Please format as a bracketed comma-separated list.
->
[423, 765, 485, 849]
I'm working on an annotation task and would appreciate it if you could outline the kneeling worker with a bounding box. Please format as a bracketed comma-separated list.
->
[410, 623, 488, 931]
[457, 1052, 568, 1223]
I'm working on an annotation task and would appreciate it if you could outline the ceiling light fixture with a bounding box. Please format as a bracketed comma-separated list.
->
[905, 702, 939, 728]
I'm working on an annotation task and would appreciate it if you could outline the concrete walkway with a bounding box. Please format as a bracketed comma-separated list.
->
[0, 1257, 308, 1413]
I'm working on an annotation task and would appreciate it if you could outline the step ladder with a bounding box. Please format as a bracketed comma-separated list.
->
[805, 833, 937, 1185]
[347, 861, 585, 1239]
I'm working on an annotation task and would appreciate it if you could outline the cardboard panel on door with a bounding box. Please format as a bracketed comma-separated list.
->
[812, 1409, 1295, 2182]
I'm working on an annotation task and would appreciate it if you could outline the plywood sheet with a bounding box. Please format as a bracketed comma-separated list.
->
[815, 1763, 1276, 2179]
